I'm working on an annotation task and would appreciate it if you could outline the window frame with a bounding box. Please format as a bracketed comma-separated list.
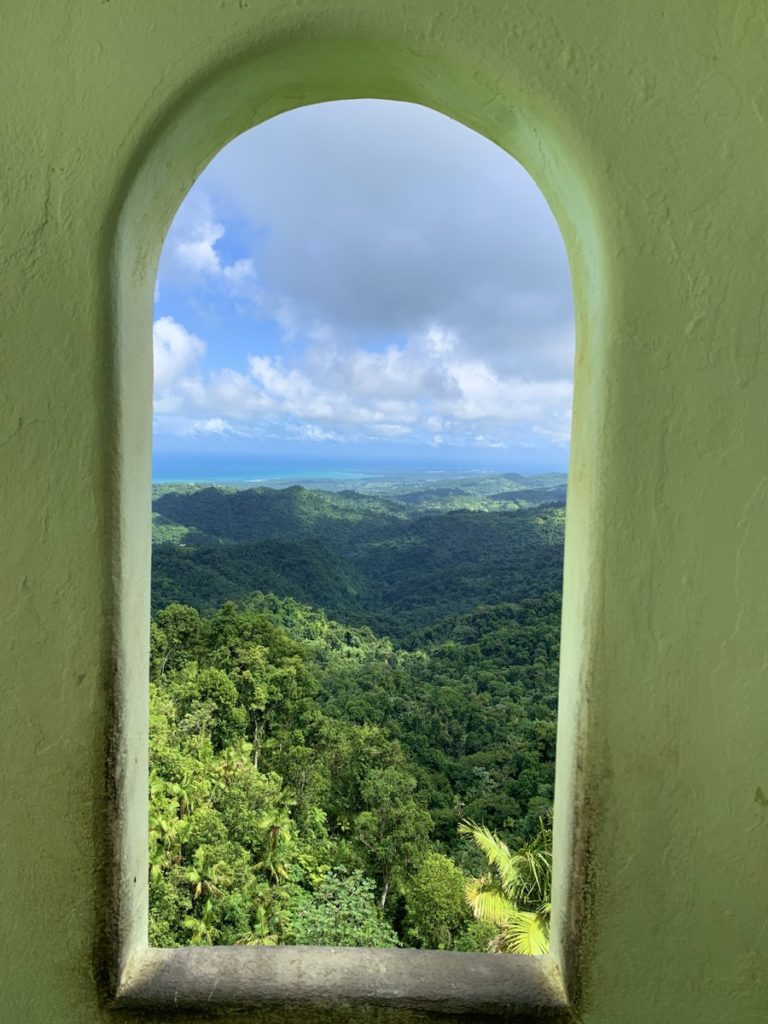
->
[108, 38, 598, 1021]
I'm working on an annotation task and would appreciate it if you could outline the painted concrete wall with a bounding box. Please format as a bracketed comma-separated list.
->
[2, 2, 767, 1021]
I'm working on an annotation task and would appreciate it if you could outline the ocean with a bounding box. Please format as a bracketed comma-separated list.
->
[151, 451, 479, 484]
[151, 444, 569, 484]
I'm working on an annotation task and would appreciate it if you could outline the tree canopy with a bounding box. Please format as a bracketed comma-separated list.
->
[149, 474, 564, 951]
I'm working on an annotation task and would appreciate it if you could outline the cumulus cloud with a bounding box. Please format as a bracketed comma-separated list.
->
[160, 194, 255, 290]
[153, 317, 206, 415]
[154, 100, 575, 455]
[152, 315, 572, 450]
[180, 418, 248, 437]
[198, 100, 573, 380]
[296, 424, 343, 443]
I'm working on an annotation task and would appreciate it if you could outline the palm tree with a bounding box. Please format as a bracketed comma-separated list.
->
[254, 806, 294, 882]
[185, 846, 231, 900]
[184, 899, 218, 945]
[236, 905, 278, 947]
[458, 819, 552, 956]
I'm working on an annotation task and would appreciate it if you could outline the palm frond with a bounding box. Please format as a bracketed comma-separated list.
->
[499, 910, 549, 956]
[465, 884, 515, 927]
[459, 818, 553, 955]
[458, 821, 521, 894]
[511, 845, 551, 905]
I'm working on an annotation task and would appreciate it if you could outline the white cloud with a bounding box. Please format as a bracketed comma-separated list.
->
[368, 424, 413, 438]
[175, 215, 225, 275]
[154, 101, 575, 456]
[153, 316, 205, 406]
[195, 100, 573, 380]
[180, 418, 246, 437]
[297, 424, 343, 442]
[161, 194, 256, 291]
[153, 314, 572, 450]
[221, 258, 255, 283]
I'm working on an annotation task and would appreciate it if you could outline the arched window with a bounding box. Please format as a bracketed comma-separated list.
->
[111, 53, 600, 1020]
[147, 99, 573, 960]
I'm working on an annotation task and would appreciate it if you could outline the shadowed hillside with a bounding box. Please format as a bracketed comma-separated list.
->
[152, 481, 565, 639]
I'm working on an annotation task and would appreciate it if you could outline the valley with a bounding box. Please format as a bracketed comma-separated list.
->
[149, 470, 565, 952]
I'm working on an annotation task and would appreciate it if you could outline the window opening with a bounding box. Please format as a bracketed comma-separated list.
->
[148, 99, 573, 958]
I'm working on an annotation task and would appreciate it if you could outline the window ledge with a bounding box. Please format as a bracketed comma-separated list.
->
[115, 946, 570, 1022]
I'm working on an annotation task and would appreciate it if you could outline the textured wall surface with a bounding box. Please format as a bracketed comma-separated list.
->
[2, 2, 768, 1022]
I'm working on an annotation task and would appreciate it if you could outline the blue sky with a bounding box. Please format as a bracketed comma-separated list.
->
[153, 100, 574, 473]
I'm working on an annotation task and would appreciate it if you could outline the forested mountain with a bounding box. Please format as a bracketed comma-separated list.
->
[154, 484, 410, 546]
[149, 472, 565, 951]
[152, 480, 565, 639]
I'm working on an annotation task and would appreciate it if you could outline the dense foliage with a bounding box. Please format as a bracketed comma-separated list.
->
[149, 473, 564, 950]
[152, 481, 565, 639]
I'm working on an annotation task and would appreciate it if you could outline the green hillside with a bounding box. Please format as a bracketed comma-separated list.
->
[149, 471, 566, 952]
[149, 590, 559, 950]
[151, 482, 565, 639]
[153, 484, 409, 546]
[153, 539, 365, 622]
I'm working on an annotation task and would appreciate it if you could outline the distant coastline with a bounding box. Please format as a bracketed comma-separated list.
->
[152, 451, 567, 486]
[152, 469, 376, 485]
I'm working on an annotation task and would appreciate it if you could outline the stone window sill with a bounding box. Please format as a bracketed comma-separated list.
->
[115, 945, 570, 1022]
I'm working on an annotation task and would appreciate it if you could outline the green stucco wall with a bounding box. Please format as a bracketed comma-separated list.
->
[2, 2, 768, 1021]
